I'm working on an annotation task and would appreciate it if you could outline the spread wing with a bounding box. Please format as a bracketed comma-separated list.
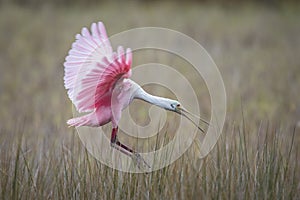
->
[64, 22, 132, 112]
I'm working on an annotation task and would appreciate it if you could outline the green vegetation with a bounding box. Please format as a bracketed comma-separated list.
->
[0, 2, 299, 199]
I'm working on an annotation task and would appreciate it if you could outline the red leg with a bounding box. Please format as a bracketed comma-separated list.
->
[110, 127, 135, 154]
[110, 126, 151, 169]
[110, 127, 118, 143]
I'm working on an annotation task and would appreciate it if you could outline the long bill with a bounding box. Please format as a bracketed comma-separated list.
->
[176, 107, 209, 133]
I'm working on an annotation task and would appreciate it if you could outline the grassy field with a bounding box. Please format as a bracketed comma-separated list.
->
[0, 1, 299, 199]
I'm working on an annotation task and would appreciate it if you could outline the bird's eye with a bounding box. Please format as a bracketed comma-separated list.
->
[177, 104, 180, 108]
[171, 104, 175, 108]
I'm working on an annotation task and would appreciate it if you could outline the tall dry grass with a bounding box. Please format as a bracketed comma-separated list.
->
[0, 121, 298, 199]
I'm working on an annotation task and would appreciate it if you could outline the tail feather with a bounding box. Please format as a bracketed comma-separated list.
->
[67, 113, 93, 127]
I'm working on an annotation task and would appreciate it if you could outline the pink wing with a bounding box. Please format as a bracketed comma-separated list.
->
[64, 22, 132, 112]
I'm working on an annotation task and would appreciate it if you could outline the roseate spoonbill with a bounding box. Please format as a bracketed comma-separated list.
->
[64, 22, 208, 168]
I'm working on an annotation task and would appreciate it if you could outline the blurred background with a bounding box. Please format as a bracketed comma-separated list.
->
[0, 0, 299, 198]
[1, 0, 299, 130]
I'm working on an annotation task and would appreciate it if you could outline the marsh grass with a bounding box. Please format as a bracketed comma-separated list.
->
[0, 121, 299, 199]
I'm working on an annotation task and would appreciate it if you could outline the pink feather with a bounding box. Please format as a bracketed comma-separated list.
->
[64, 22, 132, 113]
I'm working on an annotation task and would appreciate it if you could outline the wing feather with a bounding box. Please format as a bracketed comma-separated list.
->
[64, 22, 132, 112]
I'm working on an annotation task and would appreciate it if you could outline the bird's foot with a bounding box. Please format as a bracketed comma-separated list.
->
[131, 152, 151, 171]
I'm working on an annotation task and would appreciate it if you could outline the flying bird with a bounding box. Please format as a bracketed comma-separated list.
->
[64, 22, 208, 168]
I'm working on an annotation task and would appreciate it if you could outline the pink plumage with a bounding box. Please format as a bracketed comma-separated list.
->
[63, 22, 202, 168]
[64, 22, 132, 127]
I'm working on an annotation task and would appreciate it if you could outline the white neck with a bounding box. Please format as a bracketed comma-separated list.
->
[131, 82, 173, 110]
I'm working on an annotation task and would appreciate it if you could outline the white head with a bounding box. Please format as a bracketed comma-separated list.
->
[132, 82, 208, 133]
[161, 99, 181, 112]
[159, 98, 207, 133]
